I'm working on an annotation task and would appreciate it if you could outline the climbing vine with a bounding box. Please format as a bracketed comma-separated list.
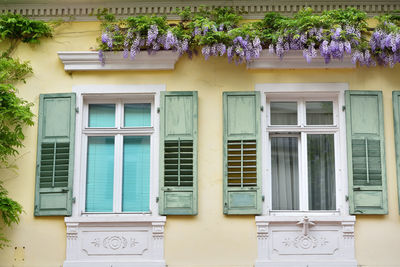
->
[0, 13, 52, 248]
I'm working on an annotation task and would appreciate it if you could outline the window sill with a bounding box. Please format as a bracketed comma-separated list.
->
[65, 214, 165, 223]
[58, 51, 180, 71]
[247, 50, 355, 69]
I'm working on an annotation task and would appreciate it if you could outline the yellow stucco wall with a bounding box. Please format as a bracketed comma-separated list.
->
[1, 21, 400, 267]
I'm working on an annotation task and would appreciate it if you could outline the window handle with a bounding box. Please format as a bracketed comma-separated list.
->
[353, 187, 361, 191]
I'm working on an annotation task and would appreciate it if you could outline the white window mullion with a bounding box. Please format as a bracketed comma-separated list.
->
[114, 134, 123, 213]
[334, 131, 342, 214]
[299, 132, 309, 211]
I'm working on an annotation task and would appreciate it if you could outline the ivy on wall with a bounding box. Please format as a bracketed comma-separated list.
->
[98, 7, 400, 67]
[0, 13, 52, 248]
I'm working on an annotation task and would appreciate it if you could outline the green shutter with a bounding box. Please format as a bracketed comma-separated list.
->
[392, 91, 400, 214]
[223, 92, 262, 215]
[345, 90, 387, 215]
[34, 93, 76, 216]
[159, 91, 198, 215]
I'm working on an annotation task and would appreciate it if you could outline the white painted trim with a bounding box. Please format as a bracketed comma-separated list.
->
[248, 50, 355, 69]
[2, 1, 398, 21]
[255, 215, 356, 267]
[72, 84, 165, 217]
[256, 83, 349, 216]
[58, 51, 180, 71]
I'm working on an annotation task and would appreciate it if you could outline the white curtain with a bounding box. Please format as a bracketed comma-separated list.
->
[307, 134, 336, 210]
[271, 137, 299, 210]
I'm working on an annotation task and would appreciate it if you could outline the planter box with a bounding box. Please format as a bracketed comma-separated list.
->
[247, 50, 355, 69]
[58, 51, 180, 71]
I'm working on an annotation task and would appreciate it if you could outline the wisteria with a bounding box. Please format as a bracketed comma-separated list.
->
[97, 8, 400, 67]
[370, 21, 400, 67]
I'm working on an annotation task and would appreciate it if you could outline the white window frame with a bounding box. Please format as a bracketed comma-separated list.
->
[71, 85, 165, 217]
[256, 83, 349, 217]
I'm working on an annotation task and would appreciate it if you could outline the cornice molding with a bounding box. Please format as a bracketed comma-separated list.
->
[1, 1, 399, 21]
[58, 51, 180, 71]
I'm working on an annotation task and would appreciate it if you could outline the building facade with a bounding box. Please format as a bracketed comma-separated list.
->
[0, 1, 400, 266]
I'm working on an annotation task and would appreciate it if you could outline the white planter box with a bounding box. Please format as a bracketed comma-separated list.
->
[247, 50, 355, 69]
[58, 51, 180, 71]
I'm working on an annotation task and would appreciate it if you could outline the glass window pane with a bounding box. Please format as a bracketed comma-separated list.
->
[306, 101, 333, 125]
[89, 104, 115, 127]
[122, 136, 150, 212]
[124, 104, 151, 127]
[271, 137, 299, 210]
[86, 136, 114, 212]
[308, 134, 336, 210]
[270, 102, 297, 125]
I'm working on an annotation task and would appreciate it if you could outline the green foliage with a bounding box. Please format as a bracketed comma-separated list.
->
[0, 181, 23, 249]
[0, 57, 32, 84]
[0, 13, 52, 57]
[0, 84, 34, 166]
[0, 13, 50, 249]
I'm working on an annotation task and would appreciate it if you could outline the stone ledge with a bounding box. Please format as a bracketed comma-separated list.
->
[58, 51, 180, 71]
[247, 50, 355, 69]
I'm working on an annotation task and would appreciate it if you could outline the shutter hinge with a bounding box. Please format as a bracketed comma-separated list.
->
[156, 197, 159, 203]
[72, 197, 76, 204]
[262, 195, 265, 202]
[342, 105, 346, 111]
[157, 107, 160, 113]
[75, 107, 79, 113]
[260, 106, 264, 112]
[345, 195, 349, 201]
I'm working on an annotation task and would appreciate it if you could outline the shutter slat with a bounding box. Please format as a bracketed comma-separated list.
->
[346, 91, 387, 214]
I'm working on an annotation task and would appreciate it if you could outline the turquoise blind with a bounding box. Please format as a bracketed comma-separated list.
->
[86, 136, 114, 212]
[89, 104, 115, 127]
[122, 136, 150, 212]
[124, 104, 151, 127]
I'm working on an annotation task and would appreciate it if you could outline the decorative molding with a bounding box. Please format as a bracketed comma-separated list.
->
[64, 216, 166, 267]
[1, 1, 399, 21]
[58, 51, 180, 71]
[247, 50, 355, 69]
[255, 216, 357, 267]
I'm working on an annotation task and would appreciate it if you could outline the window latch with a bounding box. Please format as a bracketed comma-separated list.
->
[342, 105, 346, 111]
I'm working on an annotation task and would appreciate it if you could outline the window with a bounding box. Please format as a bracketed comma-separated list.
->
[267, 95, 338, 212]
[257, 84, 348, 215]
[80, 94, 156, 214]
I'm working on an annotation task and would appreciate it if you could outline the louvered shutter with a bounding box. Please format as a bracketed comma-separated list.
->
[159, 91, 198, 215]
[223, 92, 262, 215]
[392, 91, 400, 214]
[345, 90, 388, 214]
[34, 93, 76, 216]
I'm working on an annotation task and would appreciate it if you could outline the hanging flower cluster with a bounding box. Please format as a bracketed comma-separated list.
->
[260, 9, 373, 65]
[98, 15, 190, 64]
[97, 8, 400, 67]
[370, 14, 400, 67]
